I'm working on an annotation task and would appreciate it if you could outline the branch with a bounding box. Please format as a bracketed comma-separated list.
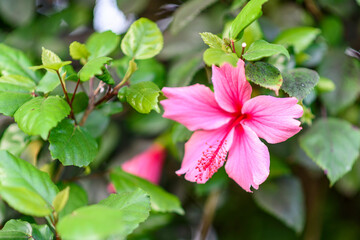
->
[196, 189, 221, 240]
[70, 78, 81, 105]
[56, 70, 76, 122]
[79, 59, 137, 126]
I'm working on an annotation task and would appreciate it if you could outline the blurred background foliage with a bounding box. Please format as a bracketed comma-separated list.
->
[0, 0, 359, 239]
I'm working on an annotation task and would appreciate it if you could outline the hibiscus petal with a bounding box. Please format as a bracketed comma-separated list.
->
[242, 96, 303, 144]
[176, 125, 234, 183]
[122, 143, 165, 184]
[225, 125, 270, 192]
[161, 84, 232, 131]
[212, 59, 252, 113]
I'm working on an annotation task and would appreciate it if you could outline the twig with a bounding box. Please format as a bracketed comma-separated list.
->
[304, 0, 322, 20]
[70, 78, 81, 105]
[79, 104, 94, 126]
[88, 77, 94, 103]
[80, 60, 137, 126]
[231, 39, 236, 53]
[53, 164, 64, 183]
[196, 189, 221, 240]
[293, 165, 327, 240]
[240, 42, 246, 60]
[56, 70, 71, 104]
[79, 79, 106, 126]
[63, 170, 110, 183]
[56, 70, 76, 122]
[93, 81, 106, 97]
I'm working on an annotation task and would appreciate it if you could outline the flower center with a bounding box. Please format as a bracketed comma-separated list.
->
[194, 114, 247, 182]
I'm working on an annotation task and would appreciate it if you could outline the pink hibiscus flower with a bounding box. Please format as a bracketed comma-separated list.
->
[160, 60, 303, 192]
[121, 142, 166, 184]
[107, 142, 166, 194]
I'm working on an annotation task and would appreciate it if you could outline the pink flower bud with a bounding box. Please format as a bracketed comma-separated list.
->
[121, 143, 166, 184]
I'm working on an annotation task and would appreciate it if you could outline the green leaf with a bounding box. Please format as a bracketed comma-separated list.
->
[0, 123, 29, 157]
[0, 74, 36, 92]
[170, 0, 217, 34]
[0, 93, 32, 117]
[69, 41, 90, 60]
[30, 47, 72, 72]
[233, 21, 264, 52]
[67, 92, 89, 114]
[0, 150, 59, 200]
[320, 16, 343, 46]
[0, 150, 58, 216]
[117, 87, 126, 102]
[80, 110, 110, 138]
[281, 68, 319, 100]
[42, 47, 61, 66]
[1, 219, 32, 238]
[123, 58, 138, 82]
[203, 48, 238, 67]
[0, 231, 28, 239]
[200, 32, 224, 49]
[96, 66, 115, 85]
[49, 119, 98, 167]
[167, 55, 203, 87]
[36, 71, 60, 93]
[300, 118, 360, 185]
[78, 56, 112, 82]
[53, 186, 70, 213]
[229, 0, 268, 39]
[58, 183, 88, 219]
[91, 123, 120, 169]
[0, 44, 40, 82]
[14, 96, 71, 139]
[31, 223, 53, 240]
[245, 62, 282, 95]
[319, 50, 360, 114]
[243, 40, 290, 61]
[86, 30, 120, 59]
[121, 18, 163, 59]
[132, 58, 165, 88]
[316, 77, 335, 93]
[62, 65, 78, 81]
[121, 81, 161, 114]
[98, 101, 123, 116]
[254, 176, 305, 233]
[171, 123, 192, 144]
[0, 186, 52, 217]
[195, 168, 228, 196]
[114, 57, 166, 88]
[274, 27, 321, 54]
[111, 168, 184, 214]
[268, 156, 291, 179]
[0, 75, 35, 116]
[57, 189, 151, 240]
[0, 220, 53, 240]
[126, 112, 170, 137]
